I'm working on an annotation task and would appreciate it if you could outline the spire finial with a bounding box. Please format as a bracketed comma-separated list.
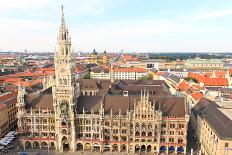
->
[61, 5, 65, 26]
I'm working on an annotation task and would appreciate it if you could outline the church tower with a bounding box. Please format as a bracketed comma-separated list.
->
[16, 85, 26, 132]
[53, 6, 80, 152]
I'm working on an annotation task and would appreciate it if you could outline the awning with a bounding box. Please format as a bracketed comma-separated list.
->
[5, 131, 15, 137]
[169, 146, 175, 151]
[160, 146, 166, 151]
[104, 144, 110, 148]
[177, 146, 184, 152]
[93, 144, 100, 147]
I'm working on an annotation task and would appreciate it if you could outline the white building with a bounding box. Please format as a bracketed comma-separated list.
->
[113, 68, 147, 80]
[90, 68, 110, 79]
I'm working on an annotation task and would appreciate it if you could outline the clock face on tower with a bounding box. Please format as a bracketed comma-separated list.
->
[61, 68, 65, 72]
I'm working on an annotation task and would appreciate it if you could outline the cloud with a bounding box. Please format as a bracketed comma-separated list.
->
[72, 18, 218, 52]
[191, 8, 232, 21]
[1, 0, 232, 52]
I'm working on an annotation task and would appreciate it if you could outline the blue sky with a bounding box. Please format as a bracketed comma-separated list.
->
[1, 0, 232, 53]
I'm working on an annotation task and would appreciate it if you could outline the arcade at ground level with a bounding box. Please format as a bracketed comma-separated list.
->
[22, 140, 185, 154]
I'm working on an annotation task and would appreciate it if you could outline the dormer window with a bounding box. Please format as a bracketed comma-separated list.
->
[123, 91, 128, 96]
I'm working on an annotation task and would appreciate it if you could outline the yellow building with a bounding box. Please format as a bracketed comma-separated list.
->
[0, 90, 18, 136]
[102, 51, 107, 65]
[192, 98, 232, 155]
[89, 49, 98, 64]
[0, 104, 8, 138]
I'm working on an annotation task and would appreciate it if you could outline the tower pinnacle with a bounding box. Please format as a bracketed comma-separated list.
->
[61, 5, 65, 26]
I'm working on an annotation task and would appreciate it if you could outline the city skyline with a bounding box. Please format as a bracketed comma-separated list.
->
[1, 0, 232, 52]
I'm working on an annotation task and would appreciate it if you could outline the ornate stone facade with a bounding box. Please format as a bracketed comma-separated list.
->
[16, 6, 189, 154]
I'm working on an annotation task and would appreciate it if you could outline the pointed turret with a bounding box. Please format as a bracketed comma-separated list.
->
[53, 5, 79, 152]
[61, 5, 65, 27]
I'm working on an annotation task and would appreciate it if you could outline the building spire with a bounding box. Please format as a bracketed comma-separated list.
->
[61, 5, 65, 26]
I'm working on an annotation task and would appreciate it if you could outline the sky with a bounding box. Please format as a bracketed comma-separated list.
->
[1, 0, 232, 53]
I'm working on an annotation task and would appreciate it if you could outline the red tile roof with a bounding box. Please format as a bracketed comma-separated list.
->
[0, 91, 18, 102]
[204, 78, 228, 86]
[176, 80, 191, 92]
[191, 91, 203, 102]
[214, 71, 226, 78]
[204, 72, 213, 78]
[36, 67, 55, 73]
[188, 72, 229, 86]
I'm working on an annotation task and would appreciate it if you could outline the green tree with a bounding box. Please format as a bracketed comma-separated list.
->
[84, 73, 91, 79]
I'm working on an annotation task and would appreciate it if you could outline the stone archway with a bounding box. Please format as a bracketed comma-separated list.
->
[141, 145, 146, 152]
[112, 144, 118, 152]
[25, 141, 32, 149]
[121, 144, 126, 152]
[33, 141, 40, 148]
[147, 145, 151, 152]
[50, 142, 55, 149]
[62, 136, 69, 151]
[93, 143, 100, 152]
[76, 143, 83, 151]
[41, 142, 48, 148]
[135, 144, 140, 152]
[84, 143, 91, 151]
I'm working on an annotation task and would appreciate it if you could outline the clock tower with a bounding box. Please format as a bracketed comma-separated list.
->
[53, 5, 80, 152]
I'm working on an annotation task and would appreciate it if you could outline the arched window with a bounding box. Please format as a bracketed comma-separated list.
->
[148, 123, 152, 129]
[142, 123, 146, 129]
[66, 47, 68, 55]
[61, 47, 64, 55]
[135, 131, 140, 136]
[135, 123, 139, 128]
[63, 79, 67, 85]
[141, 131, 146, 137]
[61, 121, 67, 126]
[60, 101, 68, 115]
[62, 129, 67, 134]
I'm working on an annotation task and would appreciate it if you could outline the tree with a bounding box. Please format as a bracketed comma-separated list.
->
[184, 77, 198, 83]
[139, 76, 149, 80]
[84, 73, 91, 79]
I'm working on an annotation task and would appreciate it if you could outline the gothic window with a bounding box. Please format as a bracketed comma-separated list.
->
[178, 139, 183, 143]
[66, 47, 68, 55]
[169, 138, 174, 142]
[161, 123, 166, 128]
[63, 79, 67, 85]
[141, 131, 146, 137]
[61, 47, 64, 55]
[135, 131, 140, 136]
[148, 123, 152, 129]
[61, 121, 67, 126]
[135, 123, 139, 128]
[60, 101, 68, 115]
[62, 129, 67, 134]
[60, 79, 62, 84]
[142, 123, 146, 129]
[64, 33, 66, 40]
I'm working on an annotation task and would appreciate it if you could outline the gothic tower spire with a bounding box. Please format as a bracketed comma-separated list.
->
[53, 5, 80, 152]
[61, 5, 65, 26]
